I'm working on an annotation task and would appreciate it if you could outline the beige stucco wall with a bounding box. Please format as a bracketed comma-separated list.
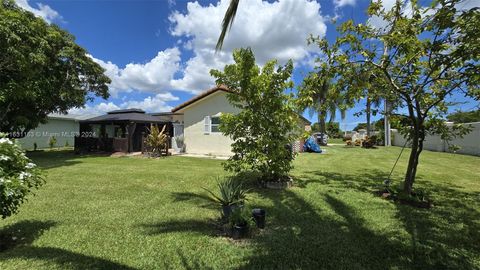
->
[17, 118, 79, 150]
[391, 122, 480, 156]
[181, 91, 240, 156]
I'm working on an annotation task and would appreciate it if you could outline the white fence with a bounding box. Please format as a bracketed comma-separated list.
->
[391, 122, 480, 156]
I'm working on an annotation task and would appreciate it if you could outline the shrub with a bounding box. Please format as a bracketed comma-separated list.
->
[354, 139, 362, 146]
[145, 125, 168, 157]
[362, 135, 377, 148]
[210, 48, 298, 182]
[448, 144, 461, 154]
[343, 135, 352, 142]
[48, 136, 57, 149]
[0, 134, 44, 219]
[229, 206, 253, 227]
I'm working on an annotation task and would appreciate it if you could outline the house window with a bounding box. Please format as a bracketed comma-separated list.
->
[211, 116, 221, 133]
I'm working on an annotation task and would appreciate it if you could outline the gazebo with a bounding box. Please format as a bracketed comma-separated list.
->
[75, 109, 172, 153]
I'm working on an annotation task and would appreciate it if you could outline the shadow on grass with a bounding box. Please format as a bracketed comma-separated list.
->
[0, 220, 135, 270]
[296, 169, 390, 193]
[394, 182, 480, 270]
[141, 220, 217, 236]
[236, 190, 410, 269]
[27, 150, 82, 169]
[143, 169, 479, 269]
[170, 192, 217, 210]
[296, 169, 480, 269]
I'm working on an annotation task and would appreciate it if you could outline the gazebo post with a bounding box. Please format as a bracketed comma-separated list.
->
[127, 122, 136, 153]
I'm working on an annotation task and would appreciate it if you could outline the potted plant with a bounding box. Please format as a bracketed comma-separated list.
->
[229, 207, 251, 239]
[203, 177, 249, 218]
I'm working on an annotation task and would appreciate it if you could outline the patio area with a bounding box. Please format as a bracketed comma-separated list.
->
[75, 109, 174, 153]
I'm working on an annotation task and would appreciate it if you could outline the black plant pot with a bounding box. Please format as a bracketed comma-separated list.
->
[222, 203, 244, 219]
[222, 205, 232, 218]
[232, 223, 249, 239]
[252, 208, 266, 229]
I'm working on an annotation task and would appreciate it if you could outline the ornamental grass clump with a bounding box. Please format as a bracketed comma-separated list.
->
[0, 134, 44, 219]
[145, 124, 168, 157]
[203, 177, 248, 207]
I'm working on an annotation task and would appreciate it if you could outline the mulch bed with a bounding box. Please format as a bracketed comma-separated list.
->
[375, 190, 433, 209]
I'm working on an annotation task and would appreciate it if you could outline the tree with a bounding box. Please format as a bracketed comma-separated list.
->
[447, 109, 480, 123]
[326, 0, 480, 194]
[210, 48, 299, 182]
[374, 115, 412, 131]
[312, 122, 342, 137]
[353, 123, 367, 132]
[298, 72, 346, 134]
[365, 91, 382, 136]
[326, 122, 343, 138]
[0, 134, 44, 219]
[297, 38, 349, 135]
[0, 2, 110, 136]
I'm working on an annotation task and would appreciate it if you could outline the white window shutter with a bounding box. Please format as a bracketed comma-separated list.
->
[204, 116, 211, 134]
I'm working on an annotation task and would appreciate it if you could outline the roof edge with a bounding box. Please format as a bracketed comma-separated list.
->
[171, 85, 232, 112]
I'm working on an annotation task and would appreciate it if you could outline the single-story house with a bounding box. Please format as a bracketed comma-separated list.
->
[17, 113, 88, 150]
[170, 85, 311, 156]
[74, 85, 311, 156]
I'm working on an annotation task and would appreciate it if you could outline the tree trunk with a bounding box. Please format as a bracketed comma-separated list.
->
[319, 114, 326, 134]
[366, 98, 371, 137]
[403, 122, 425, 195]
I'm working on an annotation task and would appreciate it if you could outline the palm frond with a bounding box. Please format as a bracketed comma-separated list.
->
[216, 0, 240, 51]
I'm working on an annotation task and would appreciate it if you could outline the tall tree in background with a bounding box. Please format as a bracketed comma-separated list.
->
[328, 0, 480, 194]
[297, 38, 349, 134]
[0, 1, 110, 136]
[298, 72, 346, 134]
[447, 109, 480, 123]
[365, 90, 382, 136]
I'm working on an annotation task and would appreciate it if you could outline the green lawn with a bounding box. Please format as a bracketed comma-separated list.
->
[328, 138, 344, 144]
[1, 146, 479, 269]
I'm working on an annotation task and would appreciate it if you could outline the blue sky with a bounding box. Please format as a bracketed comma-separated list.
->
[16, 0, 479, 130]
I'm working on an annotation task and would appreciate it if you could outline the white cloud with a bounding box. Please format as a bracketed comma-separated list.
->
[83, 0, 327, 96]
[68, 92, 179, 116]
[121, 93, 179, 112]
[88, 47, 183, 96]
[456, 0, 480, 10]
[15, 0, 62, 23]
[334, 0, 356, 8]
[68, 102, 120, 116]
[367, 0, 401, 31]
[368, 0, 480, 31]
[168, 0, 327, 93]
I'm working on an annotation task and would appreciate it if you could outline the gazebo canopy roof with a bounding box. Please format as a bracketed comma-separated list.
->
[80, 108, 167, 124]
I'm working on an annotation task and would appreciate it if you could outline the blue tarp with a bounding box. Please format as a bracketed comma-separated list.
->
[304, 136, 322, 153]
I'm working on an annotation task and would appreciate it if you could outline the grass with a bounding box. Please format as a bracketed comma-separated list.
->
[328, 138, 344, 144]
[0, 146, 479, 269]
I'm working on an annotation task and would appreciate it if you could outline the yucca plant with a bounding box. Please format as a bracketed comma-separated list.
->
[145, 124, 168, 157]
[203, 177, 249, 218]
[203, 177, 249, 207]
